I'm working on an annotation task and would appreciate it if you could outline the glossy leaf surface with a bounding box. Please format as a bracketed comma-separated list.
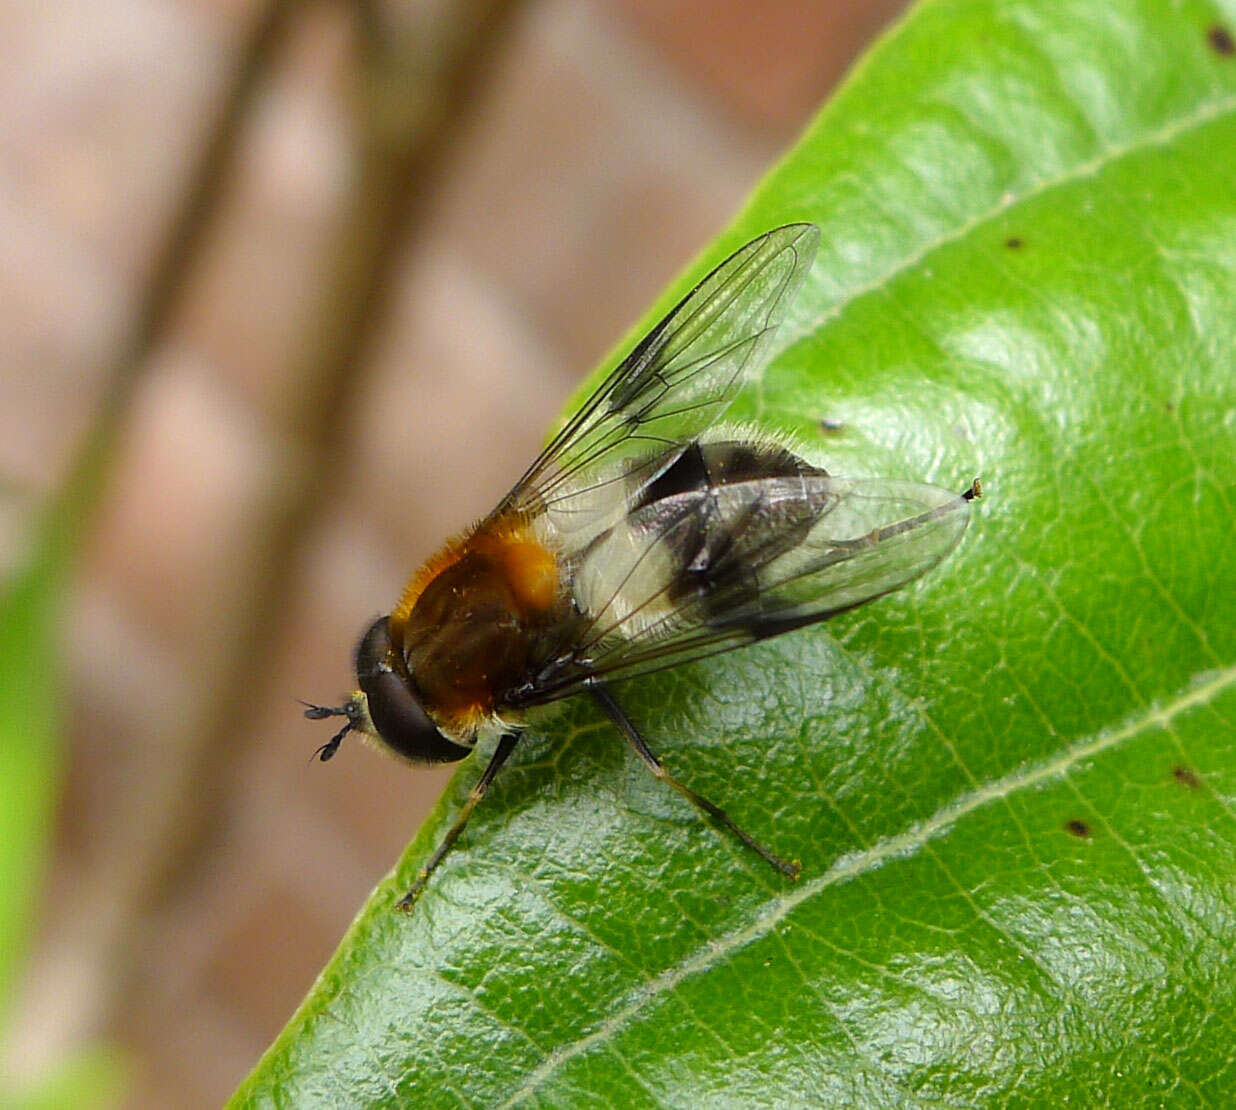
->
[234, 0, 1236, 1104]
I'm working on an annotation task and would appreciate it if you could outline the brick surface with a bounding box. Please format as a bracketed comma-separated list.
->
[0, 0, 219, 280]
[612, 0, 908, 131]
[345, 236, 572, 555]
[84, 353, 275, 653]
[432, 1, 775, 369]
[198, 878, 342, 1046]
[174, 4, 355, 413]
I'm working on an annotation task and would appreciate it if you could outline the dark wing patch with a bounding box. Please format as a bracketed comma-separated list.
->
[513, 477, 972, 705]
[632, 439, 826, 513]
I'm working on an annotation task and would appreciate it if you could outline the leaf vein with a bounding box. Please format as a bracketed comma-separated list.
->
[500, 664, 1236, 1107]
[778, 92, 1236, 353]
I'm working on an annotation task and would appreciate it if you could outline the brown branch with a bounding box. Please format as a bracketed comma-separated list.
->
[111, 0, 526, 1009]
[6, 0, 305, 1079]
[14, 0, 527, 1082]
[54, 0, 304, 553]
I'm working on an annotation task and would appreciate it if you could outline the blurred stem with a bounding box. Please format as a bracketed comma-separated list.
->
[52, 0, 304, 559]
[4, 0, 303, 1083]
[116, 0, 524, 980]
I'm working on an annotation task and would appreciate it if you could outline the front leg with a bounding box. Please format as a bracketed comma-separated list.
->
[397, 733, 521, 911]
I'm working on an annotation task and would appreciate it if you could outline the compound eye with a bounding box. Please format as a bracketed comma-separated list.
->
[354, 617, 472, 764]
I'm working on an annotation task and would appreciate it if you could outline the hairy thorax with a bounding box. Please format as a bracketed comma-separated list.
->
[390, 523, 564, 733]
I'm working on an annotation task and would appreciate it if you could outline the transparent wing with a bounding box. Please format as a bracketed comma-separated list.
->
[492, 224, 819, 526]
[514, 477, 974, 706]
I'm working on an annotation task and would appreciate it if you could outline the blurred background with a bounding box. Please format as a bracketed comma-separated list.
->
[1, 0, 907, 1105]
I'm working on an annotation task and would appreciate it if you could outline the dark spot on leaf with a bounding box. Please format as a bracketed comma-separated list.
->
[818, 417, 845, 434]
[1005, 236, 1024, 250]
[1064, 818, 1091, 838]
[1163, 400, 1175, 413]
[1172, 765, 1201, 790]
[1208, 24, 1235, 55]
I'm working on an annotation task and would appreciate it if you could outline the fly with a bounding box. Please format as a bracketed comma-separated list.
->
[306, 224, 980, 910]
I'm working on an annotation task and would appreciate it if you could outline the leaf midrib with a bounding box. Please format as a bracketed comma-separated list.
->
[496, 669, 1236, 1105]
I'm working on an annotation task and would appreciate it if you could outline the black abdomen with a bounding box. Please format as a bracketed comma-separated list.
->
[637, 440, 829, 610]
[634, 440, 825, 511]
[572, 439, 834, 637]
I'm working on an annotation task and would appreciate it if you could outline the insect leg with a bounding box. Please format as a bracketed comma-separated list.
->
[590, 685, 801, 880]
[396, 733, 520, 912]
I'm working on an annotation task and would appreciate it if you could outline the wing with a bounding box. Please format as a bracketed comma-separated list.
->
[491, 224, 819, 527]
[512, 476, 975, 706]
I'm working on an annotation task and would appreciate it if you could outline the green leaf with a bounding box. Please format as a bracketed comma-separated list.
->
[234, 0, 1236, 1104]
[0, 530, 69, 1027]
[10, 1044, 126, 1110]
[0, 299, 125, 1102]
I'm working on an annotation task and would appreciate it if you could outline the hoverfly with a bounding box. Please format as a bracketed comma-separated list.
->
[307, 224, 979, 910]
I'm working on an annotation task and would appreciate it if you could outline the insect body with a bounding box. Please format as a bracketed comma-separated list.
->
[307, 224, 979, 910]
